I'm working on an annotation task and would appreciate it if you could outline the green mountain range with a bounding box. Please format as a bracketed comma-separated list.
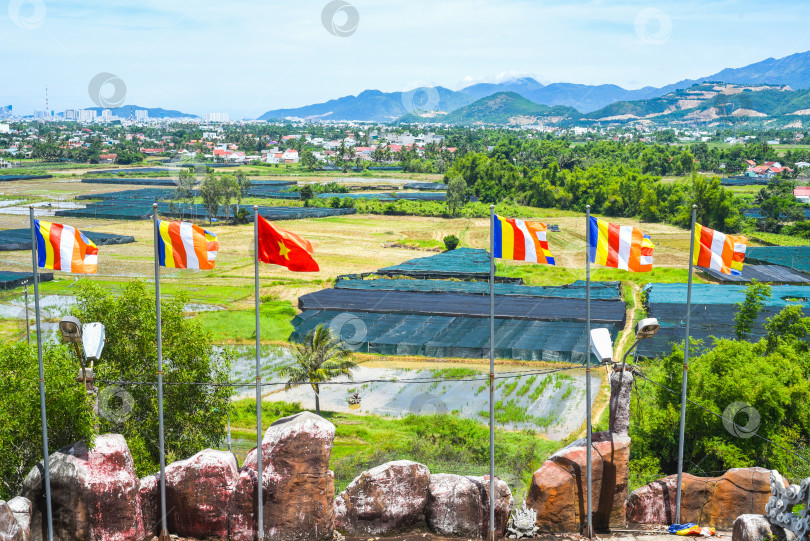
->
[435, 92, 581, 125]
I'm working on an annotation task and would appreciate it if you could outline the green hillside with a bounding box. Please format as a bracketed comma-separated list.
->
[438, 92, 582, 125]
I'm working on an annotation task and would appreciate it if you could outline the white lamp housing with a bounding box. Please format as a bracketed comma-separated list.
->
[81, 322, 106, 363]
[590, 328, 613, 364]
[59, 316, 82, 344]
[636, 318, 660, 339]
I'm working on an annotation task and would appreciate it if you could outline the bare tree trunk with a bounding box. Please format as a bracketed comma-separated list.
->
[315, 384, 320, 414]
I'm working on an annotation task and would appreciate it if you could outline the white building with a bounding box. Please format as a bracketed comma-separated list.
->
[101, 109, 113, 121]
[64, 110, 78, 121]
[204, 113, 229, 122]
[77, 110, 97, 123]
[0, 158, 11, 169]
[0, 124, 9, 134]
[135, 109, 148, 121]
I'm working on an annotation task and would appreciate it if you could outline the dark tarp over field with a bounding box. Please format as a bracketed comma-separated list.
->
[377, 248, 521, 282]
[698, 264, 810, 284]
[299, 288, 627, 325]
[637, 283, 810, 358]
[0, 229, 135, 251]
[0, 271, 53, 290]
[56, 201, 356, 221]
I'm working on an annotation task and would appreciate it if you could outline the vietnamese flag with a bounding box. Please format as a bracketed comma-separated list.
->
[257, 215, 320, 272]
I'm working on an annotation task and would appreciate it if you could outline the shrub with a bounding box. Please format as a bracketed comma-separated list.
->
[443, 234, 460, 251]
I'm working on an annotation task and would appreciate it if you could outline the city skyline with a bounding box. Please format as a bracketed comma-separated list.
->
[3, 0, 810, 118]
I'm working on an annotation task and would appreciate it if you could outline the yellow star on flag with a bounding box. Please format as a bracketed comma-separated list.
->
[277, 240, 291, 259]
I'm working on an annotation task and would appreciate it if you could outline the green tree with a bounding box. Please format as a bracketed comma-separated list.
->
[299, 185, 315, 202]
[445, 174, 470, 216]
[734, 280, 772, 340]
[235, 170, 251, 200]
[0, 343, 96, 499]
[199, 173, 223, 224]
[300, 150, 319, 171]
[281, 325, 357, 414]
[175, 169, 196, 219]
[73, 280, 232, 475]
[219, 174, 239, 221]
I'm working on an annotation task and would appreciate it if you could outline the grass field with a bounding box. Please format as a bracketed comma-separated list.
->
[227, 399, 563, 500]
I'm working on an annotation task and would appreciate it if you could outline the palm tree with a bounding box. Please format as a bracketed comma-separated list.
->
[280, 325, 357, 414]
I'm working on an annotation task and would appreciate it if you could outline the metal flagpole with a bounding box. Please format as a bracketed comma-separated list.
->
[584, 205, 593, 538]
[152, 204, 169, 541]
[254, 206, 264, 541]
[488, 204, 496, 541]
[25, 283, 30, 345]
[675, 204, 697, 524]
[29, 208, 53, 541]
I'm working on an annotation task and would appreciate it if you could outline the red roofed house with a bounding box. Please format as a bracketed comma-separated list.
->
[795, 186, 810, 203]
[746, 160, 793, 178]
[98, 154, 117, 164]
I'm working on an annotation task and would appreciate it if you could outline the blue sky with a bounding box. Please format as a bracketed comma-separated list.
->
[2, 0, 810, 118]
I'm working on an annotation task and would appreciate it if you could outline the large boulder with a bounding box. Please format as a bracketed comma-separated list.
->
[732, 514, 797, 541]
[229, 411, 336, 541]
[164, 449, 238, 539]
[334, 460, 431, 536]
[626, 467, 775, 529]
[20, 434, 145, 541]
[525, 431, 630, 532]
[425, 473, 513, 538]
[0, 501, 23, 541]
[137, 475, 159, 538]
[7, 498, 30, 541]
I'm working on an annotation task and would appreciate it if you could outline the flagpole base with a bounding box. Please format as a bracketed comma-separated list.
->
[158, 528, 170, 541]
[487, 530, 498, 541]
[585, 524, 594, 539]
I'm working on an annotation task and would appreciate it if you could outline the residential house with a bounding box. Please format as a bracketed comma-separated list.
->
[795, 186, 810, 204]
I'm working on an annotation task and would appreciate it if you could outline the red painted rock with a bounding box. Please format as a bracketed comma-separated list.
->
[138, 475, 159, 538]
[7, 498, 30, 541]
[626, 467, 776, 530]
[21, 434, 145, 541]
[0, 501, 23, 541]
[229, 411, 336, 541]
[525, 431, 631, 533]
[164, 449, 238, 539]
[334, 460, 431, 536]
[425, 474, 513, 538]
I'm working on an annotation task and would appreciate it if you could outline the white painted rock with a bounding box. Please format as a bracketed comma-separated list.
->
[0, 501, 23, 541]
[6, 498, 30, 541]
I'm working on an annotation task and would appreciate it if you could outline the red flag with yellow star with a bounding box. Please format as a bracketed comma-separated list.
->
[257, 214, 320, 272]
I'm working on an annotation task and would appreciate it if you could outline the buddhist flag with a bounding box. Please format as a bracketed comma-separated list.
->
[693, 224, 747, 275]
[34, 220, 98, 274]
[493, 215, 555, 265]
[257, 215, 319, 272]
[157, 220, 218, 269]
[589, 217, 654, 272]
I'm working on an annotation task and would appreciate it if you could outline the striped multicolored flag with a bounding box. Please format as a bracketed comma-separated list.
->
[493, 215, 555, 265]
[588, 217, 654, 272]
[693, 224, 747, 275]
[34, 220, 98, 274]
[157, 220, 219, 269]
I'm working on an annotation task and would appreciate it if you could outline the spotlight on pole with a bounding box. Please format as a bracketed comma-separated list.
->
[590, 328, 614, 364]
[620, 317, 660, 373]
[58, 316, 82, 343]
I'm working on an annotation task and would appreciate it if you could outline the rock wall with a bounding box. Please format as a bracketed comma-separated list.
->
[626, 467, 776, 529]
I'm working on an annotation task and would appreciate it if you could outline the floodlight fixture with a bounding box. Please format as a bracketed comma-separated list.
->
[81, 322, 105, 363]
[59, 316, 82, 343]
[621, 317, 661, 373]
[590, 328, 613, 364]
